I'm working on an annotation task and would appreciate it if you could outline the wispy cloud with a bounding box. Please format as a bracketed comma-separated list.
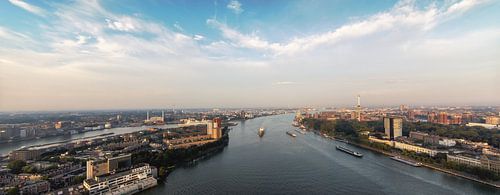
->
[0, 0, 498, 110]
[273, 81, 297, 85]
[193, 34, 204, 41]
[227, 0, 243, 14]
[8, 0, 46, 16]
[210, 0, 490, 56]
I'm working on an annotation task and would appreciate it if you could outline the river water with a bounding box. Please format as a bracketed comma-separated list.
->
[144, 114, 499, 194]
[0, 124, 177, 155]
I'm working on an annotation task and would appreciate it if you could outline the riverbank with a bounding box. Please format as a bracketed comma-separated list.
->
[332, 135, 500, 188]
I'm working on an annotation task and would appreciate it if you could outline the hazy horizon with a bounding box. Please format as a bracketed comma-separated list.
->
[1, 0, 499, 111]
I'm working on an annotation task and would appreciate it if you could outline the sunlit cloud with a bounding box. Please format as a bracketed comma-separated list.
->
[8, 0, 46, 16]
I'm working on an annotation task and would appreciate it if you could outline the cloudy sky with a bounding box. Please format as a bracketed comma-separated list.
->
[0, 0, 499, 111]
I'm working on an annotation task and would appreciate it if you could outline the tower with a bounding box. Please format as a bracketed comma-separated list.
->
[384, 117, 402, 140]
[356, 95, 361, 121]
[146, 111, 149, 121]
[161, 111, 165, 122]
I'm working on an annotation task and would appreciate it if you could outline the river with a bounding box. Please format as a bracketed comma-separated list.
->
[144, 114, 499, 194]
[0, 124, 177, 155]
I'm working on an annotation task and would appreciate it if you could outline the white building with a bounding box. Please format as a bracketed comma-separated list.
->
[83, 164, 157, 195]
[439, 139, 456, 147]
[447, 154, 481, 167]
[466, 122, 498, 129]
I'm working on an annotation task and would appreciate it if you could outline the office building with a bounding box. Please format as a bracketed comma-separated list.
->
[384, 117, 402, 140]
[86, 154, 132, 179]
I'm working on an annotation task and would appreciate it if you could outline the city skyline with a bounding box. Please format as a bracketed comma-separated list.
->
[1, 0, 499, 111]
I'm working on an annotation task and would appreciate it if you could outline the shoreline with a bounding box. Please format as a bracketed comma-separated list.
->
[342, 137, 500, 189]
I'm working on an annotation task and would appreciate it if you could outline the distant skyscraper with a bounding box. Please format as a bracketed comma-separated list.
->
[428, 112, 437, 123]
[438, 112, 449, 124]
[356, 95, 361, 121]
[384, 117, 402, 140]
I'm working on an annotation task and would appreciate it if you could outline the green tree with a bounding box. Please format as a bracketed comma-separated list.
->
[7, 187, 19, 195]
[7, 160, 26, 174]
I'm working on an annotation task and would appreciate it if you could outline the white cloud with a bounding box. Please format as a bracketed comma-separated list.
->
[210, 0, 489, 56]
[8, 0, 46, 16]
[227, 0, 243, 14]
[105, 18, 136, 32]
[193, 34, 204, 41]
[0, 0, 498, 110]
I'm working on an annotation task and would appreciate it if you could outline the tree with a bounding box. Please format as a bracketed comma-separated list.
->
[21, 165, 37, 173]
[7, 187, 19, 195]
[8, 160, 26, 174]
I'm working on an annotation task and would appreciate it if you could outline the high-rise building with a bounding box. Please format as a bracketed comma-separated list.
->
[438, 112, 449, 125]
[355, 95, 362, 121]
[384, 117, 402, 140]
[210, 118, 222, 139]
[450, 114, 463, 125]
[427, 112, 437, 123]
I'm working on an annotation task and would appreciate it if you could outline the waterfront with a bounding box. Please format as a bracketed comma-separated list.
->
[0, 124, 177, 155]
[145, 114, 499, 194]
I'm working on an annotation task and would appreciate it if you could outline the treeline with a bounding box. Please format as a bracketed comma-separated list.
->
[302, 118, 366, 138]
[302, 118, 500, 148]
[132, 127, 230, 180]
[402, 122, 500, 148]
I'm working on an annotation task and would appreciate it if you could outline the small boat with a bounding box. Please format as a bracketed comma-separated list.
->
[336, 145, 363, 157]
[258, 128, 265, 137]
[292, 121, 300, 127]
[390, 156, 422, 167]
[337, 139, 349, 144]
[295, 129, 306, 135]
[286, 131, 297, 137]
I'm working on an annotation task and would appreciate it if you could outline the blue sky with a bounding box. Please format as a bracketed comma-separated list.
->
[0, 0, 499, 111]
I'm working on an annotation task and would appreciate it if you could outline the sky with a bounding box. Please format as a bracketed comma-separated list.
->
[0, 0, 499, 111]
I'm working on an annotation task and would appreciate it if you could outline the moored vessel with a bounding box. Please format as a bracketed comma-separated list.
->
[390, 156, 422, 167]
[336, 145, 363, 157]
[286, 131, 297, 137]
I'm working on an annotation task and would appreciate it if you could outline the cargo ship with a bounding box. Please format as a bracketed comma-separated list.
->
[336, 145, 363, 157]
[390, 156, 422, 167]
[286, 131, 297, 137]
[258, 128, 265, 137]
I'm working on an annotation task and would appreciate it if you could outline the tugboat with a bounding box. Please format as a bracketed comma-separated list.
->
[258, 128, 265, 137]
[336, 145, 363, 157]
[286, 131, 297, 137]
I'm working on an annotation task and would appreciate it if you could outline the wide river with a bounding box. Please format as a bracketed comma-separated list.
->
[144, 114, 499, 194]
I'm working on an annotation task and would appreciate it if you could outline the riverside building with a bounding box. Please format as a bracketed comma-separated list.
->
[83, 163, 157, 195]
